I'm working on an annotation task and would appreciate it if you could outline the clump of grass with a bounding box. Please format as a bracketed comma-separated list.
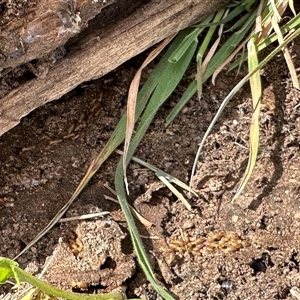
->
[3, 1, 299, 299]
[188, 0, 299, 201]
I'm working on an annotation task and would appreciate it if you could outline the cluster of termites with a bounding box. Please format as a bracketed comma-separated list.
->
[71, 281, 89, 290]
[162, 231, 250, 264]
[204, 231, 250, 254]
[69, 236, 84, 256]
[168, 232, 206, 256]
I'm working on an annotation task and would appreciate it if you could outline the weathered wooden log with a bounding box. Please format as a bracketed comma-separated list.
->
[0, 0, 230, 137]
[0, 0, 115, 69]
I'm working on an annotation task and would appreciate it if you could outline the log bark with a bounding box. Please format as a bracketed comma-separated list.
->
[0, 0, 230, 137]
[0, 0, 116, 69]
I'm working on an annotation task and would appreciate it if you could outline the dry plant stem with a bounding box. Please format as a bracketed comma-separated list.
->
[58, 212, 110, 222]
[0, 0, 230, 137]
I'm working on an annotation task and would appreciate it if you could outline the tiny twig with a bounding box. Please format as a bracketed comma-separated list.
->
[59, 211, 110, 223]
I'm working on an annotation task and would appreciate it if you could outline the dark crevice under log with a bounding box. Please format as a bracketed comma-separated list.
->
[0, 0, 230, 137]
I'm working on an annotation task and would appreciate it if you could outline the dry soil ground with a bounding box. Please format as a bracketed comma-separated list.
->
[1, 37, 300, 300]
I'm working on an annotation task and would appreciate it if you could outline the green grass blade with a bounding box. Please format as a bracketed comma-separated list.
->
[83, 29, 197, 177]
[165, 80, 197, 126]
[203, 8, 257, 80]
[225, 10, 255, 32]
[113, 30, 198, 300]
[123, 35, 175, 193]
[196, 1, 254, 29]
[196, 8, 226, 100]
[197, 9, 225, 62]
[115, 162, 175, 300]
[92, 28, 199, 169]
[166, 7, 258, 125]
[168, 16, 213, 63]
[126, 39, 197, 163]
[243, 0, 257, 11]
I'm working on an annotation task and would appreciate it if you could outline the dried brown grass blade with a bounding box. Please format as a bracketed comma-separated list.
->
[271, 13, 299, 88]
[123, 35, 175, 193]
